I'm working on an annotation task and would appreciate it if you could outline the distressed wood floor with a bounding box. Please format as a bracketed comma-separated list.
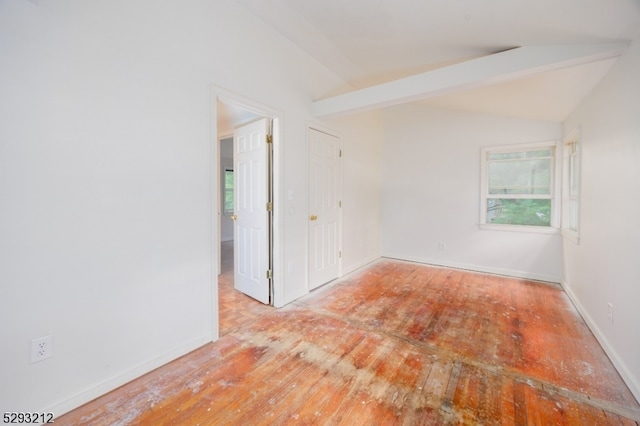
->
[58, 259, 640, 425]
[217, 241, 274, 336]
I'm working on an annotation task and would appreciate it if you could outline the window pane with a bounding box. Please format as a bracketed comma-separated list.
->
[486, 199, 551, 226]
[225, 170, 234, 187]
[488, 158, 550, 195]
[224, 190, 233, 211]
[224, 170, 234, 212]
[569, 151, 578, 198]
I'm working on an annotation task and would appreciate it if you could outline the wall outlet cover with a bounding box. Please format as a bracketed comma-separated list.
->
[31, 335, 53, 363]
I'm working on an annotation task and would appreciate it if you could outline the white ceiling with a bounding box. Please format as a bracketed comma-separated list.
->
[234, 0, 640, 121]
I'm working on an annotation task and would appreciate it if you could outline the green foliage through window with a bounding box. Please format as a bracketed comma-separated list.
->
[224, 169, 234, 213]
[487, 199, 551, 226]
[483, 144, 555, 227]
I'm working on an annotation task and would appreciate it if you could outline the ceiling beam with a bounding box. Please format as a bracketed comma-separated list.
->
[311, 43, 628, 117]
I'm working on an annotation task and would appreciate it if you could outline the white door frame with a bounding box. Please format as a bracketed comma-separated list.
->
[210, 86, 283, 339]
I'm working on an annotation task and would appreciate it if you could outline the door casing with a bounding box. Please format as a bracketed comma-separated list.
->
[210, 86, 283, 339]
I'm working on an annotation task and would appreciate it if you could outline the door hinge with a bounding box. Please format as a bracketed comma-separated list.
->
[339, 201, 342, 208]
[339, 251, 342, 259]
[266, 201, 273, 212]
[266, 269, 273, 279]
[339, 149, 342, 157]
[266, 134, 273, 144]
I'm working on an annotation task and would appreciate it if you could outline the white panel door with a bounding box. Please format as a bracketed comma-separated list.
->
[234, 118, 270, 304]
[308, 128, 341, 290]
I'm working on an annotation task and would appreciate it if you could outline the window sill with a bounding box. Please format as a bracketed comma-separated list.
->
[479, 223, 560, 234]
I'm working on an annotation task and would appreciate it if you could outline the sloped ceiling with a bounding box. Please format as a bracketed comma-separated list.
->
[234, 0, 640, 121]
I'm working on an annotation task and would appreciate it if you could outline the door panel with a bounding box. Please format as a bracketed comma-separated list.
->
[234, 118, 270, 304]
[308, 128, 341, 289]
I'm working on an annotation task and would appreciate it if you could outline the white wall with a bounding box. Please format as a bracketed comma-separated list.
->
[0, 0, 381, 415]
[380, 104, 563, 282]
[562, 35, 640, 400]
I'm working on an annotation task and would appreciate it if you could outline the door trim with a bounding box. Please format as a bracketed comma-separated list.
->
[210, 85, 284, 339]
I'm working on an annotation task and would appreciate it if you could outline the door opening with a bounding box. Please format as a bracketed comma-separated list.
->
[212, 88, 281, 336]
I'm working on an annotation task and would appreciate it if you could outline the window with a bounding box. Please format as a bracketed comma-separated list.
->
[224, 169, 234, 214]
[480, 142, 559, 231]
[561, 130, 580, 242]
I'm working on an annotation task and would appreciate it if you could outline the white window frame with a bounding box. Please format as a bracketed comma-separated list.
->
[480, 141, 561, 234]
[561, 128, 581, 244]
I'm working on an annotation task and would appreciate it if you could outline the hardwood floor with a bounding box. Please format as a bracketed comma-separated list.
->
[58, 259, 640, 425]
[217, 241, 274, 337]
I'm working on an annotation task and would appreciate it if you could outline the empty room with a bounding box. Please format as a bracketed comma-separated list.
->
[1, 0, 639, 424]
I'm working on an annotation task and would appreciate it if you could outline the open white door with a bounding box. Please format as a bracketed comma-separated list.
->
[308, 128, 342, 290]
[233, 118, 271, 304]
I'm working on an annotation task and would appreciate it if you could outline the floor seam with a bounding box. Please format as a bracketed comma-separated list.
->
[296, 302, 640, 422]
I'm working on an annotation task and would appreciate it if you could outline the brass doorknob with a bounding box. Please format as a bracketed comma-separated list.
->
[310, 215, 318, 221]
[230, 215, 237, 221]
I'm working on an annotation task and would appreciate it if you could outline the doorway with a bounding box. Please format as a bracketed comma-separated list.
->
[217, 239, 273, 336]
[212, 88, 281, 336]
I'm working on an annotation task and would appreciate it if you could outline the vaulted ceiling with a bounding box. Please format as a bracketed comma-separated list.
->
[234, 0, 640, 121]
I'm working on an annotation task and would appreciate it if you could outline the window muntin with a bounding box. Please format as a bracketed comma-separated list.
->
[482, 143, 557, 229]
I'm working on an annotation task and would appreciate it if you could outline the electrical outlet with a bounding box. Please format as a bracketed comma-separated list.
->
[438, 242, 446, 252]
[31, 335, 52, 363]
[607, 303, 614, 324]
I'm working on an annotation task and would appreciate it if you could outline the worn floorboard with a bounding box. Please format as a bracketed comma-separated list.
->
[218, 240, 275, 337]
[58, 257, 640, 425]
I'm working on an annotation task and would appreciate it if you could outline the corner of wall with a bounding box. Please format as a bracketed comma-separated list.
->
[561, 280, 640, 402]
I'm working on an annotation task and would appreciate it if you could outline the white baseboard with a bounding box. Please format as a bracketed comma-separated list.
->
[47, 334, 215, 417]
[382, 253, 561, 283]
[275, 288, 308, 308]
[278, 255, 382, 308]
[341, 255, 381, 277]
[561, 281, 640, 402]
